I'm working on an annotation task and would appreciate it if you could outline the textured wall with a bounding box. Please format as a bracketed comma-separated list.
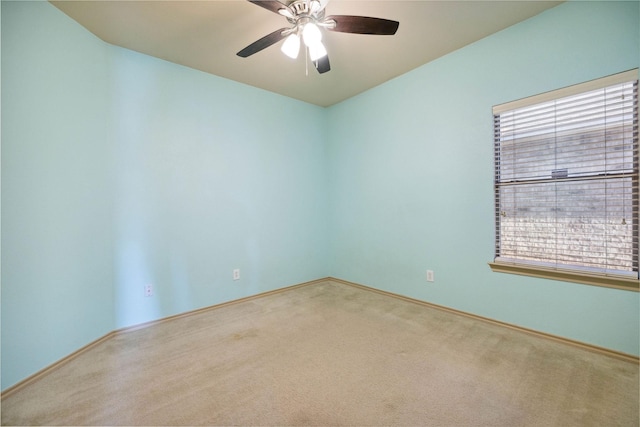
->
[1, 1, 114, 390]
[1, 1, 328, 390]
[327, 1, 640, 355]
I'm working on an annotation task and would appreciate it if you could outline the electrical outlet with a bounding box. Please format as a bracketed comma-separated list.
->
[426, 270, 435, 282]
[144, 284, 153, 297]
[233, 269, 240, 281]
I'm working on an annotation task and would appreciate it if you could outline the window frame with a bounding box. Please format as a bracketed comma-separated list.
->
[489, 70, 639, 292]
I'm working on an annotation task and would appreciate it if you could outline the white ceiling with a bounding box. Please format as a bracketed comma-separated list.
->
[50, 0, 562, 107]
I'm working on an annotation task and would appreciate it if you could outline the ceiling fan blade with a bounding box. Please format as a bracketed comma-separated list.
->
[325, 15, 399, 35]
[237, 28, 289, 58]
[314, 55, 330, 74]
[247, 0, 288, 15]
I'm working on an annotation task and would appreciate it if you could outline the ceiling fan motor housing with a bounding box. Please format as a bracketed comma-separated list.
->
[284, 0, 326, 25]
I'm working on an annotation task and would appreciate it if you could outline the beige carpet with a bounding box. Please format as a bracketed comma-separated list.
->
[2, 279, 638, 426]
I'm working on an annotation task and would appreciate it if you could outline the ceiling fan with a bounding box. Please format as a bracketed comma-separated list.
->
[237, 0, 399, 74]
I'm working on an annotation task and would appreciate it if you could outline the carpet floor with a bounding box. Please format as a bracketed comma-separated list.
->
[2, 279, 638, 426]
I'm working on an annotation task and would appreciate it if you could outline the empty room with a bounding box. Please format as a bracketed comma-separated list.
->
[1, 0, 639, 425]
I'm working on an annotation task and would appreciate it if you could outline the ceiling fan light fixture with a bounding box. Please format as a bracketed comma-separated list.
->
[281, 33, 300, 59]
[308, 41, 327, 61]
[238, 0, 400, 75]
[302, 22, 322, 47]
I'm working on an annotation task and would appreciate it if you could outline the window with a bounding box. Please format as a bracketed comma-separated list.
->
[490, 70, 639, 291]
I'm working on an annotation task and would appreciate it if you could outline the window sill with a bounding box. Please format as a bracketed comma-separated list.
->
[488, 262, 639, 292]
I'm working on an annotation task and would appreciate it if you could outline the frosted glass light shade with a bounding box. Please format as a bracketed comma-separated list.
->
[281, 34, 300, 59]
[308, 41, 327, 61]
[302, 23, 322, 46]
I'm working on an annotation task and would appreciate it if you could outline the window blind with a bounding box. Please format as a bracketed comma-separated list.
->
[493, 71, 639, 279]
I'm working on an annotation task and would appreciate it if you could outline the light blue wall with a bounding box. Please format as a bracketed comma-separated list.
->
[327, 1, 640, 356]
[1, 1, 328, 389]
[2, 1, 114, 389]
[108, 47, 328, 328]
